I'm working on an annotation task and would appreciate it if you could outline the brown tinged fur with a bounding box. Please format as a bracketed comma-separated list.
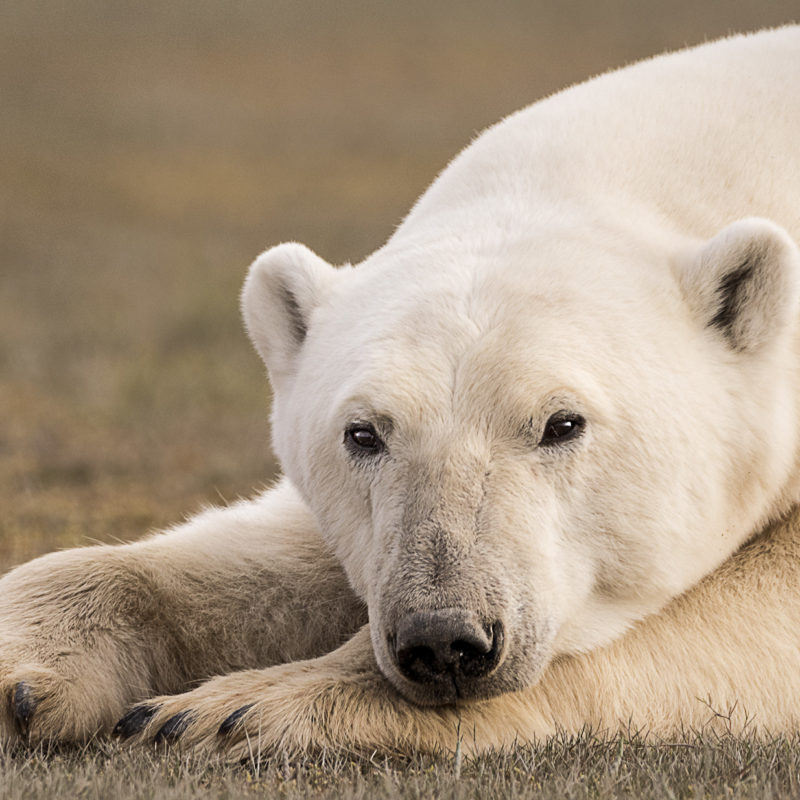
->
[0, 482, 367, 745]
[1, 478, 799, 757]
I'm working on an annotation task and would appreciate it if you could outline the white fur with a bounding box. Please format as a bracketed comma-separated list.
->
[1, 27, 800, 752]
[246, 27, 800, 695]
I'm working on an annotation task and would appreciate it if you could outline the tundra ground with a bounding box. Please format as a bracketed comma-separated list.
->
[3, 731, 800, 800]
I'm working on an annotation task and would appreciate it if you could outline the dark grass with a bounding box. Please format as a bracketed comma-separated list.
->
[3, 731, 800, 799]
[3, 1, 800, 797]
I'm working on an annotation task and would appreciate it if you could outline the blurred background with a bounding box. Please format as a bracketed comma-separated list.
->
[1, 1, 797, 568]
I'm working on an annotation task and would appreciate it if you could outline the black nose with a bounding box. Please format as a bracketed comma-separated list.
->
[393, 608, 502, 684]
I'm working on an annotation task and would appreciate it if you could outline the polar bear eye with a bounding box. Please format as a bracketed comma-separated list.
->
[540, 412, 586, 447]
[344, 422, 384, 456]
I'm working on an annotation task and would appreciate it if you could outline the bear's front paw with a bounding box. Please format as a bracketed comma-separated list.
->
[0, 661, 108, 745]
[113, 664, 319, 758]
[0, 548, 167, 746]
[113, 630, 461, 759]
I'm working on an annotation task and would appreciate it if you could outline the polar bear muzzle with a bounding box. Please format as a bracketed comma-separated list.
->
[391, 609, 504, 687]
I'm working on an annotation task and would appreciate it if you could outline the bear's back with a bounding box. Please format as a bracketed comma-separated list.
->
[393, 27, 800, 248]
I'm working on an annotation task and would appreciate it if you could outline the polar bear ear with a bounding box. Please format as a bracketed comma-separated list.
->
[242, 242, 338, 380]
[680, 218, 800, 353]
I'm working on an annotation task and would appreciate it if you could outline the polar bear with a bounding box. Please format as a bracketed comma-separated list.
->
[1, 27, 800, 757]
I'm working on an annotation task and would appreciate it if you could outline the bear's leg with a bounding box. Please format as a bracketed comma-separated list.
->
[117, 506, 800, 757]
[0, 478, 366, 745]
[114, 626, 477, 755]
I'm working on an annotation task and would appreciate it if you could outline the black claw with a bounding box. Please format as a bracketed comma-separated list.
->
[154, 710, 194, 744]
[11, 682, 36, 736]
[218, 704, 254, 736]
[113, 704, 160, 739]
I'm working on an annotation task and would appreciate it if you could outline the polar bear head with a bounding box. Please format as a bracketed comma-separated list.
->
[243, 217, 800, 705]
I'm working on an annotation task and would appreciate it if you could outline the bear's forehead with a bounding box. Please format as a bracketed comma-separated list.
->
[304, 233, 687, 431]
[311, 287, 616, 429]
[331, 250, 649, 356]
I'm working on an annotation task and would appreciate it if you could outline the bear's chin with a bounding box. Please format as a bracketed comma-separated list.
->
[376, 642, 549, 707]
[384, 664, 542, 707]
